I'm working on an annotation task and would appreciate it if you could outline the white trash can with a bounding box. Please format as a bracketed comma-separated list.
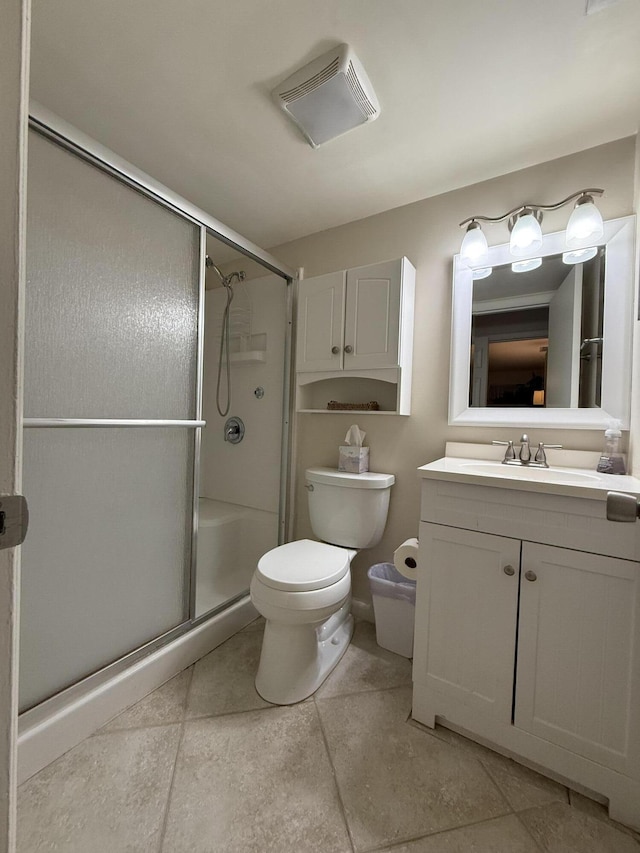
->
[367, 562, 417, 658]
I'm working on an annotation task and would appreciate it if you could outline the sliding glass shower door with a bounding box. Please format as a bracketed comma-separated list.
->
[20, 129, 202, 711]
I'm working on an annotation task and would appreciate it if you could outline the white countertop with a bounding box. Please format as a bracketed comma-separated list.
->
[418, 443, 640, 501]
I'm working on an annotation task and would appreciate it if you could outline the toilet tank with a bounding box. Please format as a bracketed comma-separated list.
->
[305, 467, 395, 549]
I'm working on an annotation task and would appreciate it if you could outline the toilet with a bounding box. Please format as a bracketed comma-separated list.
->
[250, 466, 395, 704]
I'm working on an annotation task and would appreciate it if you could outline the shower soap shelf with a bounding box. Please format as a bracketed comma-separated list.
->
[230, 351, 266, 365]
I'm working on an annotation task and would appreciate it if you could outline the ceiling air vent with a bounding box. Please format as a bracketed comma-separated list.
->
[272, 44, 380, 148]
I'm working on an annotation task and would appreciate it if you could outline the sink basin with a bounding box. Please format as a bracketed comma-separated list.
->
[419, 446, 640, 500]
[457, 460, 601, 485]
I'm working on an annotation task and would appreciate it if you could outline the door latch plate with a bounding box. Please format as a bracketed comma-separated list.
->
[0, 496, 29, 549]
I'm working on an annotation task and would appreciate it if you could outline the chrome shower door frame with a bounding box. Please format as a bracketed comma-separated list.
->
[25, 103, 297, 701]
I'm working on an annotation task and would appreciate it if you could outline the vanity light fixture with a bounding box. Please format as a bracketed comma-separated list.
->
[459, 188, 604, 272]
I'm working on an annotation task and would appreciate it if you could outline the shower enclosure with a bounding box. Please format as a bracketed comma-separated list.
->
[19, 108, 294, 746]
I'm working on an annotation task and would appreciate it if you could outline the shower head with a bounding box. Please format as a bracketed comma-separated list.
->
[205, 256, 246, 288]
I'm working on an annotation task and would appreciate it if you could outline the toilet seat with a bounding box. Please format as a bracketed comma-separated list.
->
[256, 539, 352, 592]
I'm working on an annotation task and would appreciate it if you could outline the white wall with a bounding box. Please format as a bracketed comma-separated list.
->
[200, 274, 287, 513]
[269, 137, 638, 605]
[630, 131, 640, 475]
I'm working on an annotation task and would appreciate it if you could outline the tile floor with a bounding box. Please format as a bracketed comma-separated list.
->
[17, 619, 640, 852]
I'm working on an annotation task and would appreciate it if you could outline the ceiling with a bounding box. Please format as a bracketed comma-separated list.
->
[29, 0, 640, 251]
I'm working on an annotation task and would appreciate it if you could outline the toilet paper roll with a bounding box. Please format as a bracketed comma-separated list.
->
[393, 538, 419, 581]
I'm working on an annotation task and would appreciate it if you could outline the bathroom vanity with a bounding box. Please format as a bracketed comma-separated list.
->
[413, 445, 640, 828]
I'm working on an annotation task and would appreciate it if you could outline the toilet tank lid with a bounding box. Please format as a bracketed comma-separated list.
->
[305, 467, 395, 489]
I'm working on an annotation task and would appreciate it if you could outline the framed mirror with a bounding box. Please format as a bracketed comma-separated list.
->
[449, 215, 635, 428]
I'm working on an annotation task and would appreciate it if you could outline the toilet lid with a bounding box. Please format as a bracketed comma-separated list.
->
[256, 539, 352, 592]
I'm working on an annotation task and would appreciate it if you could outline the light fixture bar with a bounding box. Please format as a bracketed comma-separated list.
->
[459, 188, 604, 228]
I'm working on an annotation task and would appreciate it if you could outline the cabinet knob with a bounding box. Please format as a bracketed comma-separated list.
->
[344, 345, 353, 354]
[331, 346, 340, 354]
[503, 565, 515, 576]
[525, 570, 537, 582]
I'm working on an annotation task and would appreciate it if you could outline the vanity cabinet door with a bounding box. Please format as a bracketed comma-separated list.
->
[515, 543, 640, 777]
[296, 271, 346, 372]
[414, 523, 520, 723]
[344, 259, 401, 370]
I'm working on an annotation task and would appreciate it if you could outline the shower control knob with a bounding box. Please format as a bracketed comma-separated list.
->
[223, 416, 245, 445]
[331, 346, 340, 354]
[344, 345, 353, 354]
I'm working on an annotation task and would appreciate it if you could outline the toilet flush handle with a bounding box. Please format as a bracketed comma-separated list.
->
[305, 483, 314, 491]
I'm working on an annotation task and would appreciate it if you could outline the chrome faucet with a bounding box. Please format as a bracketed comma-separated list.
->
[492, 436, 562, 468]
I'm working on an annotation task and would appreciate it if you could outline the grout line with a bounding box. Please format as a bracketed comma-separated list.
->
[470, 756, 515, 817]
[315, 681, 412, 705]
[514, 808, 552, 852]
[312, 696, 357, 853]
[157, 666, 194, 853]
[94, 719, 187, 736]
[358, 812, 540, 853]
[156, 720, 186, 853]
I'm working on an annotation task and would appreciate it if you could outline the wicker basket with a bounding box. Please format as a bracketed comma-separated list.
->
[327, 400, 380, 411]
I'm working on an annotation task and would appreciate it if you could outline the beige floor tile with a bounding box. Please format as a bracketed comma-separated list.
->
[482, 758, 568, 812]
[100, 668, 192, 732]
[421, 723, 567, 812]
[18, 725, 181, 853]
[317, 619, 412, 699]
[186, 630, 271, 718]
[316, 686, 510, 851]
[520, 801, 640, 852]
[240, 616, 265, 633]
[378, 814, 540, 852]
[161, 703, 351, 853]
[569, 790, 640, 842]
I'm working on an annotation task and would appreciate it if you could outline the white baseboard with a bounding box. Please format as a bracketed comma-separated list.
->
[351, 597, 374, 623]
[18, 596, 258, 784]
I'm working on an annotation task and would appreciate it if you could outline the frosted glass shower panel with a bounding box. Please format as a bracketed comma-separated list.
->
[25, 131, 200, 419]
[19, 428, 194, 711]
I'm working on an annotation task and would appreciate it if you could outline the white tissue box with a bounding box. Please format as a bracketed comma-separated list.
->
[339, 446, 369, 473]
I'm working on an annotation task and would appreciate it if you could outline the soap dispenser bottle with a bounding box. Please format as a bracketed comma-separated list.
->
[596, 420, 626, 475]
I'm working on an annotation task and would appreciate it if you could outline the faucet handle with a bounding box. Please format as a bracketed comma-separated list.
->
[492, 439, 516, 461]
[534, 441, 563, 465]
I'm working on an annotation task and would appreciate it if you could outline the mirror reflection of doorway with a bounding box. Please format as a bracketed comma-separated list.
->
[470, 308, 547, 407]
[469, 250, 604, 409]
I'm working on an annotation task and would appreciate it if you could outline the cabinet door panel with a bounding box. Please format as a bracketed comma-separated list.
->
[296, 271, 345, 372]
[414, 523, 520, 722]
[516, 543, 640, 775]
[345, 260, 400, 370]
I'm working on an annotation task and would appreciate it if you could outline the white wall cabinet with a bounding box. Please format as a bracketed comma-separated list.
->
[296, 258, 415, 414]
[414, 478, 640, 829]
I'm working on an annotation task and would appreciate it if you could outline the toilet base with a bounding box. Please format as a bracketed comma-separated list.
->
[255, 601, 354, 705]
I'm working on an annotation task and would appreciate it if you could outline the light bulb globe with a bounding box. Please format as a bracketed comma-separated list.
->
[460, 223, 489, 267]
[562, 247, 598, 265]
[511, 257, 542, 274]
[510, 212, 543, 257]
[566, 200, 604, 249]
[472, 267, 492, 280]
